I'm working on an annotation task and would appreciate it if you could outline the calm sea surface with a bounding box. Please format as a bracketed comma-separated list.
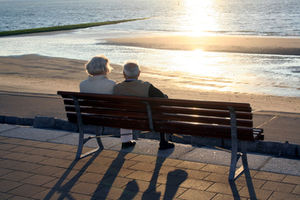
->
[0, 0, 300, 97]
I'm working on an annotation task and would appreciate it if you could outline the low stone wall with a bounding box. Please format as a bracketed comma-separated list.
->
[1, 115, 299, 158]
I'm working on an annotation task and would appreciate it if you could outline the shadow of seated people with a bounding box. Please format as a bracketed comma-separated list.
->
[163, 169, 188, 200]
[141, 147, 175, 200]
[91, 145, 135, 199]
[118, 180, 139, 199]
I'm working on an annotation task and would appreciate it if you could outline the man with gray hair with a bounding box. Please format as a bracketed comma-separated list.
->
[114, 62, 174, 150]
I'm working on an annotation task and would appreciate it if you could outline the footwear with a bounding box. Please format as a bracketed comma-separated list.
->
[159, 141, 174, 150]
[122, 140, 136, 148]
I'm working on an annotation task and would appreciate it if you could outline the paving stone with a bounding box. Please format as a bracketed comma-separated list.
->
[176, 160, 206, 170]
[8, 184, 48, 198]
[8, 195, 33, 200]
[68, 192, 92, 200]
[261, 180, 296, 193]
[101, 176, 132, 188]
[0, 180, 23, 192]
[183, 169, 210, 180]
[47, 150, 76, 160]
[77, 172, 105, 184]
[33, 165, 66, 176]
[0, 192, 13, 200]
[0, 168, 13, 177]
[0, 143, 18, 150]
[39, 157, 73, 168]
[178, 189, 216, 200]
[157, 165, 178, 175]
[204, 173, 228, 184]
[126, 171, 153, 182]
[93, 185, 135, 200]
[70, 182, 98, 195]
[122, 179, 155, 193]
[29, 141, 61, 149]
[283, 175, 300, 185]
[1, 152, 29, 161]
[31, 189, 63, 200]
[238, 186, 273, 200]
[253, 171, 286, 182]
[155, 184, 187, 199]
[235, 176, 266, 189]
[268, 191, 300, 200]
[181, 178, 213, 190]
[130, 154, 157, 163]
[292, 185, 300, 195]
[207, 182, 242, 195]
[22, 174, 56, 186]
[49, 143, 77, 152]
[1, 171, 34, 182]
[162, 158, 183, 167]
[0, 137, 25, 144]
[201, 164, 229, 174]
[129, 162, 156, 172]
[212, 193, 248, 200]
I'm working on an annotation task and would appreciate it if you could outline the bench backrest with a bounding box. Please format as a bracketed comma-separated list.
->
[57, 91, 255, 141]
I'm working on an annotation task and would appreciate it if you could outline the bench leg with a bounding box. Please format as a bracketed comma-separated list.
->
[73, 96, 103, 159]
[75, 126, 104, 159]
[229, 107, 257, 200]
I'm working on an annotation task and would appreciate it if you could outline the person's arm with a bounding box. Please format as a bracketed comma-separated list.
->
[148, 84, 168, 98]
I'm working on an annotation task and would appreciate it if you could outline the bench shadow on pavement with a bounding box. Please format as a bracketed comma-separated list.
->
[43, 144, 188, 200]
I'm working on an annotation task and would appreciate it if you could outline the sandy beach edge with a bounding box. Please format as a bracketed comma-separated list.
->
[106, 34, 300, 55]
[0, 54, 299, 114]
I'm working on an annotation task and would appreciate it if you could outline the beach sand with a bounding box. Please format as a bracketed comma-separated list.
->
[0, 54, 299, 114]
[107, 34, 300, 55]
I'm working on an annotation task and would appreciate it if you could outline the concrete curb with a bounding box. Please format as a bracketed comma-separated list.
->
[0, 115, 299, 159]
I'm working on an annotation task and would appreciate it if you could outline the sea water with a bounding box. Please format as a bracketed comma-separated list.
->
[0, 0, 299, 97]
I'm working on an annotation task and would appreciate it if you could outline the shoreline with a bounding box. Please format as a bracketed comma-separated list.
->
[106, 34, 300, 56]
[0, 54, 299, 114]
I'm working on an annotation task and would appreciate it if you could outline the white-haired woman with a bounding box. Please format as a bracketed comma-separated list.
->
[80, 55, 116, 94]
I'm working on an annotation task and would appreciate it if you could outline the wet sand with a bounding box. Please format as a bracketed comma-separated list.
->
[0, 54, 299, 114]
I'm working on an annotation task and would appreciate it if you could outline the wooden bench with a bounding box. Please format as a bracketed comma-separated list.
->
[57, 91, 263, 198]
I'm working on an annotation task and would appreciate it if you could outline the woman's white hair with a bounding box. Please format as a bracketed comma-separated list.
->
[85, 55, 112, 76]
[123, 61, 140, 78]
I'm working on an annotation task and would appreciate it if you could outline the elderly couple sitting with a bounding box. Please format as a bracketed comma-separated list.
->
[79, 55, 174, 150]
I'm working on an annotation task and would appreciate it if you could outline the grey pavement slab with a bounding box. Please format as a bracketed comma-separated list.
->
[0, 127, 72, 141]
[260, 157, 300, 176]
[49, 132, 122, 149]
[263, 116, 300, 144]
[110, 138, 195, 159]
[253, 114, 274, 128]
[178, 147, 272, 170]
[0, 124, 17, 132]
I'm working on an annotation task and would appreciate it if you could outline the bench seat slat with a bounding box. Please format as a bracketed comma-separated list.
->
[64, 99, 252, 120]
[65, 106, 253, 127]
[151, 106, 252, 120]
[66, 113, 254, 141]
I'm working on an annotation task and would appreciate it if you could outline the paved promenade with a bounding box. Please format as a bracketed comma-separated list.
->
[1, 91, 300, 145]
[0, 124, 300, 200]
